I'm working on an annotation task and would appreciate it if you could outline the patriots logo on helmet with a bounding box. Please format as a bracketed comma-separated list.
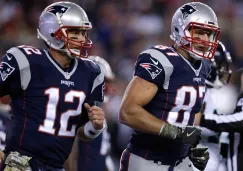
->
[0, 62, 15, 81]
[46, 5, 69, 15]
[180, 4, 197, 20]
[140, 63, 162, 79]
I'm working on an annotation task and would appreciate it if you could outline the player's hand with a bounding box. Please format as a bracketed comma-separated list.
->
[189, 146, 209, 171]
[176, 126, 202, 147]
[84, 103, 105, 130]
[0, 149, 4, 162]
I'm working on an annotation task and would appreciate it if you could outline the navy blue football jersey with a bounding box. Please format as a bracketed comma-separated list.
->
[0, 45, 105, 167]
[128, 45, 211, 164]
[0, 111, 10, 150]
[78, 130, 109, 171]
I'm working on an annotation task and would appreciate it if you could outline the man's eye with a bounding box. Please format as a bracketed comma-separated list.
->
[207, 32, 212, 36]
[197, 31, 204, 35]
[73, 31, 80, 35]
[68, 29, 85, 35]
[81, 31, 86, 36]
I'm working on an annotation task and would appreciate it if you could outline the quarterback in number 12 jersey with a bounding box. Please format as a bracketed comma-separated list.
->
[127, 45, 211, 164]
[0, 45, 105, 167]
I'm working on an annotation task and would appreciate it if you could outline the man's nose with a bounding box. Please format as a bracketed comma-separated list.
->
[201, 34, 209, 41]
[78, 34, 85, 41]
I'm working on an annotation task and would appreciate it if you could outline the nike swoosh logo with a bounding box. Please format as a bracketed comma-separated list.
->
[187, 130, 196, 137]
[6, 54, 12, 61]
[150, 58, 158, 65]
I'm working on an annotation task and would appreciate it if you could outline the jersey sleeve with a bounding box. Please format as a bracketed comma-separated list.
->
[0, 52, 21, 97]
[201, 92, 243, 132]
[1, 47, 32, 96]
[0, 47, 31, 97]
[86, 65, 105, 106]
[134, 48, 174, 89]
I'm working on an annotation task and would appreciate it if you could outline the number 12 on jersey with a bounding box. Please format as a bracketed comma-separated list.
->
[38, 87, 86, 137]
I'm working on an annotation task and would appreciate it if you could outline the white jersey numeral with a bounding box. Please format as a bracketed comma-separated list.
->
[58, 91, 85, 136]
[18, 45, 42, 55]
[23, 47, 42, 55]
[38, 87, 86, 137]
[167, 86, 206, 126]
[199, 86, 206, 98]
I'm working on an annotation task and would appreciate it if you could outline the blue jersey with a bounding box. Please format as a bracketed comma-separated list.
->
[78, 128, 111, 171]
[128, 45, 210, 164]
[0, 45, 105, 167]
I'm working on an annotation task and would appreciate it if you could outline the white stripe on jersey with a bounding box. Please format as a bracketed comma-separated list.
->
[204, 111, 243, 124]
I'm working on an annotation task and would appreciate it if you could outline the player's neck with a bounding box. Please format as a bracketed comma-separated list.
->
[49, 49, 71, 68]
[174, 45, 199, 66]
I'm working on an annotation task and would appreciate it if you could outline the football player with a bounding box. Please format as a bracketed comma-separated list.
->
[0, 1, 106, 171]
[194, 41, 233, 171]
[119, 2, 220, 171]
[65, 56, 115, 171]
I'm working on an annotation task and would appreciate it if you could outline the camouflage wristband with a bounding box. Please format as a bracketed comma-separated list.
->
[159, 123, 179, 140]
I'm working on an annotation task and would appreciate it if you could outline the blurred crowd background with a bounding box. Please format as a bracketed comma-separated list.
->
[0, 0, 243, 169]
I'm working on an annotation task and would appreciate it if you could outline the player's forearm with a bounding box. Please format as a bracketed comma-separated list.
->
[119, 103, 164, 135]
[64, 137, 79, 171]
[119, 103, 202, 146]
[77, 126, 93, 142]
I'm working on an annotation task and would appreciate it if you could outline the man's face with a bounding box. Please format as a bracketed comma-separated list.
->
[66, 28, 87, 49]
[190, 27, 213, 53]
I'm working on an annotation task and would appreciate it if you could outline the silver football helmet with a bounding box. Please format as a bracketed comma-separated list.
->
[170, 2, 220, 60]
[37, 1, 92, 58]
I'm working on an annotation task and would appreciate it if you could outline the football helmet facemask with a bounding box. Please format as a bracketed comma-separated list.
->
[170, 2, 220, 60]
[37, 1, 92, 58]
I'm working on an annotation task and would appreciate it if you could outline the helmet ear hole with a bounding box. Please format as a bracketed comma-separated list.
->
[51, 33, 55, 37]
[175, 27, 179, 33]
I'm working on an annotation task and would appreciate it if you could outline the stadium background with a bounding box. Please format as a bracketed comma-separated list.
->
[0, 0, 243, 169]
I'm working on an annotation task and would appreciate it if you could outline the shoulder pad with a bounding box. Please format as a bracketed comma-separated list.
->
[79, 58, 105, 92]
[139, 48, 174, 73]
[137, 48, 174, 89]
[79, 58, 101, 74]
[6, 47, 31, 90]
[80, 58, 105, 95]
